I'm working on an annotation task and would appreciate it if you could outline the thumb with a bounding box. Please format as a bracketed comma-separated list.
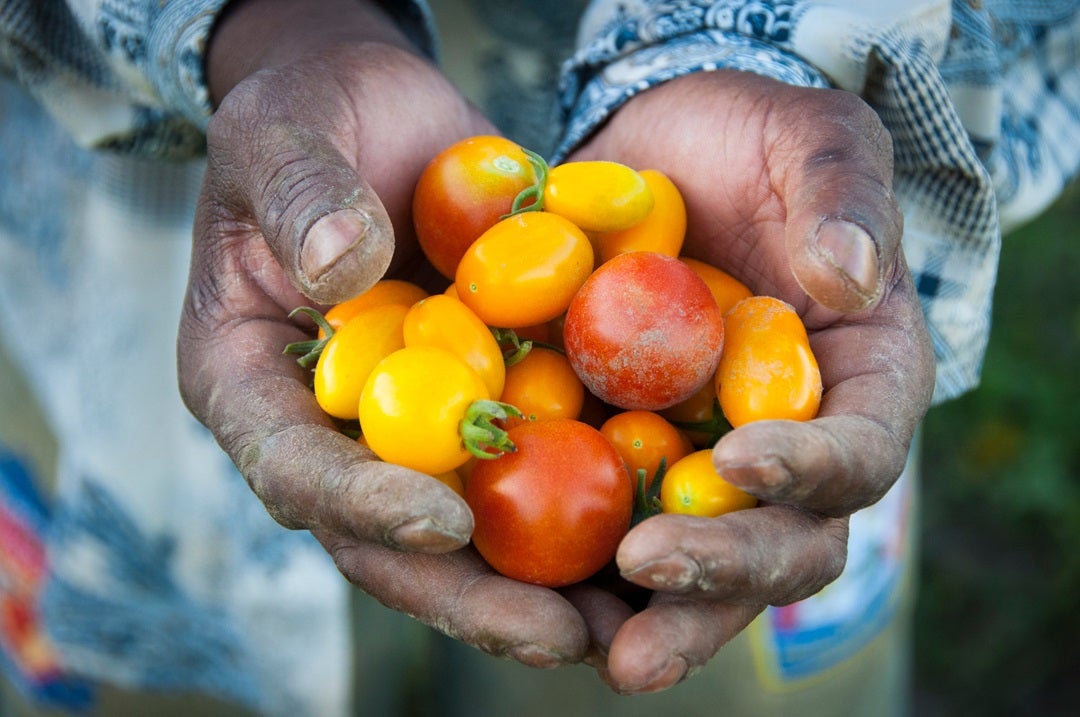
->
[776, 91, 903, 314]
[206, 105, 396, 305]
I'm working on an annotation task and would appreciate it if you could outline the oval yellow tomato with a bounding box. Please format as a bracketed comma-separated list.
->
[659, 449, 757, 517]
[544, 160, 654, 232]
[455, 212, 594, 328]
[313, 303, 408, 420]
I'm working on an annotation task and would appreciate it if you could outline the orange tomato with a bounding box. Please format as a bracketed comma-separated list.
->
[715, 296, 822, 427]
[320, 279, 428, 337]
[498, 347, 585, 428]
[680, 257, 753, 316]
[543, 161, 654, 232]
[455, 212, 594, 328]
[599, 410, 692, 490]
[403, 294, 506, 400]
[593, 169, 686, 263]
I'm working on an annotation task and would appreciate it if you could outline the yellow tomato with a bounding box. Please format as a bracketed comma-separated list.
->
[455, 212, 594, 328]
[544, 161, 654, 232]
[359, 346, 492, 475]
[659, 450, 757, 517]
[313, 303, 407, 420]
[403, 294, 506, 400]
[593, 169, 686, 263]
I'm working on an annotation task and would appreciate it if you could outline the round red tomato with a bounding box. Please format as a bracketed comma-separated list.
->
[413, 135, 536, 279]
[563, 251, 724, 411]
[465, 419, 633, 587]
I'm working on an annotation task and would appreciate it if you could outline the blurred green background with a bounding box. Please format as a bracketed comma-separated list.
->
[914, 181, 1080, 714]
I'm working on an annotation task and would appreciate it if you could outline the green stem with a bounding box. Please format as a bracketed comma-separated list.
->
[668, 399, 732, 448]
[631, 458, 667, 527]
[460, 399, 524, 460]
[283, 306, 335, 368]
[502, 148, 550, 218]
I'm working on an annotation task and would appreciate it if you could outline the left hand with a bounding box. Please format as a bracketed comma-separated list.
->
[560, 69, 936, 693]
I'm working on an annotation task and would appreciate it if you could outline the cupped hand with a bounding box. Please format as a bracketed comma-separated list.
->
[176, 0, 591, 668]
[564, 69, 937, 692]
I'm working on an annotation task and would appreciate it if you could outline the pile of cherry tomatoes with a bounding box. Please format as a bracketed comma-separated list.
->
[286, 136, 822, 588]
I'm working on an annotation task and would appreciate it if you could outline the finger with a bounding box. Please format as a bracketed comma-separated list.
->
[205, 83, 395, 304]
[601, 594, 763, 695]
[558, 582, 637, 669]
[318, 533, 590, 668]
[770, 88, 904, 313]
[178, 303, 473, 553]
[617, 507, 849, 604]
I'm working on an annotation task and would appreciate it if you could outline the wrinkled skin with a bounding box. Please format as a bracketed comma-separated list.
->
[177, 0, 935, 696]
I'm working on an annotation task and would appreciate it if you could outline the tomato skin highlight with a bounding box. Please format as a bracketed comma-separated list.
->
[715, 296, 822, 427]
[455, 212, 594, 328]
[563, 251, 724, 411]
[544, 161, 654, 232]
[466, 419, 633, 587]
[659, 449, 758, 517]
[313, 303, 408, 420]
[359, 346, 491, 475]
[413, 135, 536, 279]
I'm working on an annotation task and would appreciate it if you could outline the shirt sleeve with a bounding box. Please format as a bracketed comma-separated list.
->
[0, 0, 438, 159]
[557, 0, 1080, 404]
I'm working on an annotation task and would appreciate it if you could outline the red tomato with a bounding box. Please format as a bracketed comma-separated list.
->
[563, 251, 724, 411]
[413, 136, 536, 279]
[466, 419, 633, 587]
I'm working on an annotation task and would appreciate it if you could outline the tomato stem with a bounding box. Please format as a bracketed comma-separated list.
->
[283, 306, 336, 368]
[667, 399, 732, 448]
[631, 458, 666, 527]
[461, 399, 523, 460]
[503, 148, 549, 218]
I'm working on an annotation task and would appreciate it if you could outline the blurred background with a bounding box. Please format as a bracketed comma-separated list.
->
[914, 181, 1080, 714]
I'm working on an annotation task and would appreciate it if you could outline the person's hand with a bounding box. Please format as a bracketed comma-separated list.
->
[177, 0, 593, 668]
[558, 69, 937, 693]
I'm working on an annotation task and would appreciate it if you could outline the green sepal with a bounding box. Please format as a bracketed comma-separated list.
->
[283, 306, 336, 368]
[460, 399, 524, 460]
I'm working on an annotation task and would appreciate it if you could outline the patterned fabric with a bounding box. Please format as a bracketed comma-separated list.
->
[2, 0, 1080, 714]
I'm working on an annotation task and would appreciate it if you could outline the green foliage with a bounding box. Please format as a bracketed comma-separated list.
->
[916, 181, 1080, 714]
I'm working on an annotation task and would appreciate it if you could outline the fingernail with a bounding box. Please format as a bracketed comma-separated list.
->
[301, 209, 370, 281]
[621, 553, 701, 591]
[620, 655, 689, 695]
[506, 643, 564, 669]
[814, 220, 879, 299]
[389, 517, 468, 552]
[718, 457, 790, 492]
